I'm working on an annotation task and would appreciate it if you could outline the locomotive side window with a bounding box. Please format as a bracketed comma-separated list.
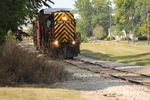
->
[47, 20, 51, 28]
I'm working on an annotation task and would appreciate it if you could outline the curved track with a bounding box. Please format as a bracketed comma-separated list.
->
[65, 59, 150, 88]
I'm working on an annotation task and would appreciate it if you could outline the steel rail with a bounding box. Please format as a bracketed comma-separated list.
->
[64, 59, 150, 89]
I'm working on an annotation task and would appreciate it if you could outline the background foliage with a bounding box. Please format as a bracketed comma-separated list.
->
[0, 0, 54, 43]
[75, 0, 150, 41]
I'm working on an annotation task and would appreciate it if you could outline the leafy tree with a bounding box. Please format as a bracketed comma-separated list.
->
[75, 0, 93, 36]
[75, 0, 112, 39]
[114, 0, 150, 41]
[110, 25, 122, 37]
[114, 0, 135, 39]
[0, 0, 54, 43]
[92, 0, 111, 34]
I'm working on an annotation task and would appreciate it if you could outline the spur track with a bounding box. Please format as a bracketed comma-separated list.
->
[64, 59, 150, 88]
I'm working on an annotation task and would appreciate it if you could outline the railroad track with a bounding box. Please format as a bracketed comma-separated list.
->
[64, 59, 150, 88]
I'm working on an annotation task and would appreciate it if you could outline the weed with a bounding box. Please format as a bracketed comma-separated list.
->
[0, 40, 67, 86]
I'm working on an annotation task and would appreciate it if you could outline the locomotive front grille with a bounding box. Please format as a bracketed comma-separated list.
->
[54, 12, 75, 43]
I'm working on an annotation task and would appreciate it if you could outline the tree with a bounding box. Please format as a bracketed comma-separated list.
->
[0, 0, 54, 43]
[114, 0, 150, 42]
[114, 0, 135, 41]
[75, 0, 112, 39]
[92, 0, 111, 35]
[75, 0, 93, 36]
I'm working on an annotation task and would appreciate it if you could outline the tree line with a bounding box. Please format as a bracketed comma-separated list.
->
[75, 0, 150, 42]
[0, 0, 54, 43]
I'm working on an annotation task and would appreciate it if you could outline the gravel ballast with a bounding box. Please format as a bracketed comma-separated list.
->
[53, 62, 150, 100]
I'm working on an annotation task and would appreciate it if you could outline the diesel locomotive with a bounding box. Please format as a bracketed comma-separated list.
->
[33, 8, 80, 58]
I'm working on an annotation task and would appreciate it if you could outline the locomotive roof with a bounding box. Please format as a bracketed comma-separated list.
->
[41, 8, 72, 14]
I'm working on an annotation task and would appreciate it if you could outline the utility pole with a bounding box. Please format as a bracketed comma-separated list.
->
[109, 11, 112, 40]
[147, 12, 150, 44]
[109, 1, 112, 40]
[130, 7, 135, 43]
[146, 4, 150, 45]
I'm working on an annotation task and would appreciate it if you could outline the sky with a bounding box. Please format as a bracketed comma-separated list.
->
[43, 0, 114, 9]
[48, 0, 75, 9]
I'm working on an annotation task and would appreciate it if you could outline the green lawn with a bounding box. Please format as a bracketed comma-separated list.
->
[81, 41, 150, 66]
[0, 88, 87, 100]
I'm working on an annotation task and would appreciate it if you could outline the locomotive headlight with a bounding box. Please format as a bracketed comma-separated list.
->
[72, 41, 76, 45]
[62, 17, 68, 21]
[54, 40, 59, 46]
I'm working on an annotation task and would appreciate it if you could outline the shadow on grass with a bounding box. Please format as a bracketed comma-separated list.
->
[81, 49, 150, 66]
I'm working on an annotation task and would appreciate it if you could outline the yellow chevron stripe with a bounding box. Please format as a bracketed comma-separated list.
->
[64, 25, 74, 37]
[65, 31, 74, 40]
[56, 30, 75, 41]
[62, 38, 68, 42]
[65, 14, 72, 21]
[56, 32, 64, 40]
[55, 25, 75, 40]
[59, 34, 69, 40]
[55, 24, 60, 29]
[66, 12, 74, 20]
[70, 24, 75, 31]
[54, 22, 57, 25]
[63, 30, 74, 40]
[58, 13, 65, 21]
[56, 29, 74, 41]
[54, 13, 62, 20]
[55, 25, 65, 37]
[65, 23, 74, 32]
[55, 24, 64, 33]
[56, 30, 67, 40]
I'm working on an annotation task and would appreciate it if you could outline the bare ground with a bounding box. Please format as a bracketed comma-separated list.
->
[20, 42, 150, 100]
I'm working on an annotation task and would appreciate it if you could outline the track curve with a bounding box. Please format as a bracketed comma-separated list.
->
[64, 59, 150, 88]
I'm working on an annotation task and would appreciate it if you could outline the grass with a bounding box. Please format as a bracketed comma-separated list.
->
[81, 40, 150, 66]
[0, 88, 87, 100]
[0, 40, 87, 100]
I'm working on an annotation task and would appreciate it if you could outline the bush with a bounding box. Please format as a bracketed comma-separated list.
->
[92, 24, 106, 39]
[138, 36, 147, 40]
[0, 40, 67, 86]
[80, 33, 89, 43]
[120, 36, 131, 41]
[6, 30, 15, 40]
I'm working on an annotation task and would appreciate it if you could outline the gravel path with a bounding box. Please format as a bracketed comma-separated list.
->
[52, 62, 150, 100]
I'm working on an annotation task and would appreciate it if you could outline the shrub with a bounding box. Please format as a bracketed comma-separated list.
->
[6, 30, 15, 40]
[120, 36, 131, 41]
[0, 40, 67, 86]
[93, 24, 106, 39]
[80, 32, 89, 43]
[138, 36, 147, 40]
